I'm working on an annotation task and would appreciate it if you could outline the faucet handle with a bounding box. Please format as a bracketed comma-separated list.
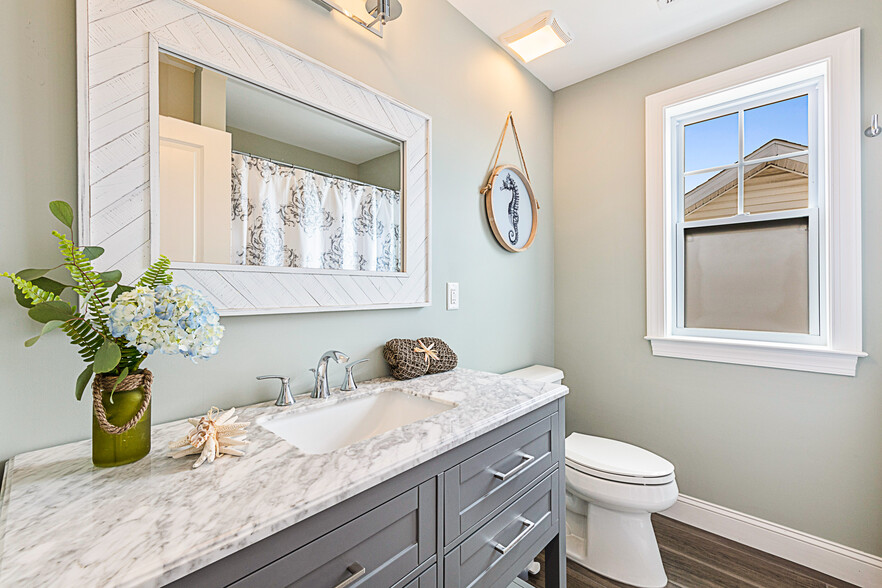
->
[257, 375, 295, 406]
[341, 359, 369, 391]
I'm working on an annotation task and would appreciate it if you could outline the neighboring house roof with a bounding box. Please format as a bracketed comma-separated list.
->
[685, 139, 808, 217]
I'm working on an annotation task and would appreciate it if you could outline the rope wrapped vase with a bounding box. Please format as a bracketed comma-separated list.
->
[91, 370, 153, 467]
[383, 338, 457, 380]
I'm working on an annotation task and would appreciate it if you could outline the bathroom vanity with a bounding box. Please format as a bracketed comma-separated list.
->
[0, 369, 567, 587]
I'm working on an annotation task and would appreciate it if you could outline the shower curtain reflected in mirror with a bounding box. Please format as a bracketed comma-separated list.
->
[231, 153, 401, 272]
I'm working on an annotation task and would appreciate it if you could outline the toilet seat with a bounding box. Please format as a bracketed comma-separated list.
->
[566, 459, 675, 485]
[566, 434, 675, 486]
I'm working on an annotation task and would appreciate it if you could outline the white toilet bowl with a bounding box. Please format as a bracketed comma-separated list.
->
[565, 434, 678, 588]
[501, 365, 678, 588]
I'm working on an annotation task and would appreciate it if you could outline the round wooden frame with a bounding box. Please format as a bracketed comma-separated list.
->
[484, 165, 539, 252]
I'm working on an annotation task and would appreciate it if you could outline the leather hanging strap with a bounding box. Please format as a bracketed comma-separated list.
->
[482, 112, 532, 196]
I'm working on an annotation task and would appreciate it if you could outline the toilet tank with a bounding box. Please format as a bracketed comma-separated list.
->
[503, 365, 564, 385]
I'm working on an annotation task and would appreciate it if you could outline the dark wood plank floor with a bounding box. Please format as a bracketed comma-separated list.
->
[526, 515, 857, 588]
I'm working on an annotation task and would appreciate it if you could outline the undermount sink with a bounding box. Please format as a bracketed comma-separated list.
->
[260, 390, 455, 454]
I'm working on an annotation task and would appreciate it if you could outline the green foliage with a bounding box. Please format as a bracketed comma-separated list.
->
[49, 201, 73, 228]
[28, 300, 75, 323]
[62, 318, 105, 364]
[111, 367, 129, 398]
[24, 320, 66, 347]
[2, 272, 63, 307]
[94, 339, 122, 374]
[98, 270, 122, 288]
[10, 276, 69, 308]
[82, 246, 104, 260]
[53, 231, 112, 336]
[138, 255, 174, 288]
[16, 268, 51, 281]
[1, 203, 164, 399]
[75, 364, 94, 401]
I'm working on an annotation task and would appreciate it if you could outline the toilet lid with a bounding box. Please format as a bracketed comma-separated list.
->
[565, 434, 674, 481]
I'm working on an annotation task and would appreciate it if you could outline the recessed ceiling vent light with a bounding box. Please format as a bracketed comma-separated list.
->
[501, 11, 573, 63]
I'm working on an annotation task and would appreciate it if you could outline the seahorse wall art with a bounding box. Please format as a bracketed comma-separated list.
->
[501, 173, 520, 245]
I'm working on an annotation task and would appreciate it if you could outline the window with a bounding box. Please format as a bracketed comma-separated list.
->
[645, 30, 864, 376]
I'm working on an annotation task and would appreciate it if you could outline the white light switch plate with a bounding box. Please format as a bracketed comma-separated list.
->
[446, 282, 460, 310]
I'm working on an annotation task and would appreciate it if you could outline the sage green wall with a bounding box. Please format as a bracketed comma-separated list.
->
[358, 151, 402, 191]
[554, 0, 882, 556]
[0, 0, 554, 464]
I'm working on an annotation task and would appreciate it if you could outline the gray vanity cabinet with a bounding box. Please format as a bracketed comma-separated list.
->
[399, 565, 437, 588]
[230, 483, 434, 587]
[172, 398, 566, 588]
[444, 471, 559, 588]
[444, 414, 559, 546]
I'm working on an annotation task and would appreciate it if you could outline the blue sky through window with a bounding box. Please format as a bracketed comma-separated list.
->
[744, 94, 808, 154]
[684, 95, 808, 173]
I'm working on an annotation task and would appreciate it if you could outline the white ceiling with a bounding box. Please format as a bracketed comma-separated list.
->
[226, 77, 399, 164]
[447, 0, 790, 91]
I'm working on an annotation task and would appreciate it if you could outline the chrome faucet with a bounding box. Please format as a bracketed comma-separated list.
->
[341, 359, 369, 391]
[312, 350, 349, 398]
[256, 375, 295, 406]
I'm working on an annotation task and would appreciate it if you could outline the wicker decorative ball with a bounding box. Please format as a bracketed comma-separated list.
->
[383, 337, 457, 380]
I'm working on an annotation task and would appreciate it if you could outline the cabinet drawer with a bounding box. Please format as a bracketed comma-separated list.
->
[231, 481, 435, 588]
[444, 414, 558, 545]
[444, 471, 558, 588]
[397, 565, 437, 588]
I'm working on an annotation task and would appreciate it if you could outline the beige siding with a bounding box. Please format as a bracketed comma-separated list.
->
[686, 165, 808, 221]
[744, 166, 808, 214]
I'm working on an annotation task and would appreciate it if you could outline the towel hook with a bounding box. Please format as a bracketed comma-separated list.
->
[865, 114, 881, 138]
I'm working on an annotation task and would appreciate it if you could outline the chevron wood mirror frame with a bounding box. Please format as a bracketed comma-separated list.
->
[77, 0, 432, 315]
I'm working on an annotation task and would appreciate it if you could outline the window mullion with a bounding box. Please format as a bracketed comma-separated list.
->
[737, 109, 745, 215]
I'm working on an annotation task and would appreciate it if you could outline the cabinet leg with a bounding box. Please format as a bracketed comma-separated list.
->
[545, 534, 566, 587]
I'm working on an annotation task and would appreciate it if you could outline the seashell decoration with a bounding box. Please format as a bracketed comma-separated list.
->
[169, 407, 249, 468]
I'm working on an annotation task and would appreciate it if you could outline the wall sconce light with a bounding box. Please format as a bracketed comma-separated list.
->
[501, 11, 573, 63]
[310, 0, 403, 38]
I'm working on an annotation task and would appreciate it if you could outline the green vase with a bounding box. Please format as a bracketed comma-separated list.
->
[92, 385, 152, 468]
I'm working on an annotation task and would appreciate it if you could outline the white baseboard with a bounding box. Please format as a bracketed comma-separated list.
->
[662, 494, 882, 588]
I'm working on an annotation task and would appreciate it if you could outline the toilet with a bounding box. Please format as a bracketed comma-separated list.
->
[503, 365, 678, 588]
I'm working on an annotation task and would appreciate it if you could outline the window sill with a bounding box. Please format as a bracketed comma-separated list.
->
[646, 336, 866, 376]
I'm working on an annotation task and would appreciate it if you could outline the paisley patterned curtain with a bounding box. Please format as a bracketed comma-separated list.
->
[231, 153, 401, 272]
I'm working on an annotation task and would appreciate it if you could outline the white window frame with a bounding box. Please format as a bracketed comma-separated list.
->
[645, 29, 865, 376]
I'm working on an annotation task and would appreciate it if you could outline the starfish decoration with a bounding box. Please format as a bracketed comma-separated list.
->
[169, 407, 249, 469]
[413, 339, 440, 364]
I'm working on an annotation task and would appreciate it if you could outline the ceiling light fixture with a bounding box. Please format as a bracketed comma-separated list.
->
[310, 0, 402, 38]
[501, 11, 573, 63]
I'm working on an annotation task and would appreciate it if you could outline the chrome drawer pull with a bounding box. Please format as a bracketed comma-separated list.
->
[492, 452, 535, 481]
[334, 562, 366, 588]
[493, 517, 536, 554]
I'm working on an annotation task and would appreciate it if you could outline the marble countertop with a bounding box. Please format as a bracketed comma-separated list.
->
[0, 368, 566, 587]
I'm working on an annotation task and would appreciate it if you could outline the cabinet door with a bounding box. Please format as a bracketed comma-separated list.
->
[444, 471, 558, 588]
[230, 483, 434, 588]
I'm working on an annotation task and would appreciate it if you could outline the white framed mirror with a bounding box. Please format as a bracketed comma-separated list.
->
[77, 0, 431, 315]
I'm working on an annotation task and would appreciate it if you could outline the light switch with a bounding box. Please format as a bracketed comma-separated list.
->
[446, 282, 460, 310]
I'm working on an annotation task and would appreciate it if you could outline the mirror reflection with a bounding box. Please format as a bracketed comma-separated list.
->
[157, 51, 403, 272]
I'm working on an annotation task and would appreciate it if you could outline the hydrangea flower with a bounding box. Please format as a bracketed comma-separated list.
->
[105, 285, 224, 361]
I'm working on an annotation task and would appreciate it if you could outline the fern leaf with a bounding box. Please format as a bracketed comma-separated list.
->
[138, 255, 173, 289]
[61, 319, 105, 363]
[53, 231, 112, 337]
[1, 272, 61, 305]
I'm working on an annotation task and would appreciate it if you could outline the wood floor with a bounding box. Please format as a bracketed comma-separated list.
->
[526, 515, 858, 588]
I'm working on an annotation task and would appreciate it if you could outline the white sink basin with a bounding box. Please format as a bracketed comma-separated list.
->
[260, 390, 455, 454]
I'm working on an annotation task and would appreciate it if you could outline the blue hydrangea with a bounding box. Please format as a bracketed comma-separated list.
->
[105, 285, 224, 361]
